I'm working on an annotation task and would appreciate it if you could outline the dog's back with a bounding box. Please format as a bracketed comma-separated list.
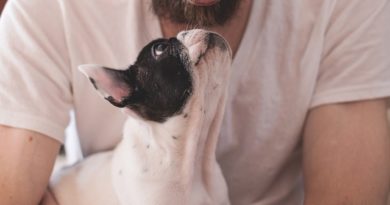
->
[50, 151, 119, 204]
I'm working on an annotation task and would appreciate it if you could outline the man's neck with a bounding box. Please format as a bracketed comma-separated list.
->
[159, 0, 253, 57]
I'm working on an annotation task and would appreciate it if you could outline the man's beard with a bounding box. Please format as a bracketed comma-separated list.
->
[152, 0, 240, 27]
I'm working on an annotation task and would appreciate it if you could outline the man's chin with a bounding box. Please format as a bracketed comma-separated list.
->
[188, 0, 220, 7]
[152, 0, 240, 27]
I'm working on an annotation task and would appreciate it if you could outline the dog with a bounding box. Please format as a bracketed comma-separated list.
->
[46, 29, 232, 205]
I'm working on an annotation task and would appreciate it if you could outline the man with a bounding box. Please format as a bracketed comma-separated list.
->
[0, 0, 389, 204]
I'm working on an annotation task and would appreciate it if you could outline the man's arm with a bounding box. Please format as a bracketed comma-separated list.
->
[0, 0, 6, 14]
[303, 99, 390, 205]
[0, 125, 60, 205]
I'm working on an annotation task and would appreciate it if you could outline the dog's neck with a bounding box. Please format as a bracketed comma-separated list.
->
[111, 76, 229, 204]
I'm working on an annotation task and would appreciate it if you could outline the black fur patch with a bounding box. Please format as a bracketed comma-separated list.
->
[106, 38, 193, 122]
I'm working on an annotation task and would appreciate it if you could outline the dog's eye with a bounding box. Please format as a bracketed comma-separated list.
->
[152, 43, 168, 58]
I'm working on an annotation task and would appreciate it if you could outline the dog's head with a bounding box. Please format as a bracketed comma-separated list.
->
[80, 29, 232, 122]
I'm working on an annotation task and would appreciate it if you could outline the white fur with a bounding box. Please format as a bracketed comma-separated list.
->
[48, 29, 232, 205]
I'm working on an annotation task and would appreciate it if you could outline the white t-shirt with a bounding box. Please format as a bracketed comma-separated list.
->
[1, 0, 390, 204]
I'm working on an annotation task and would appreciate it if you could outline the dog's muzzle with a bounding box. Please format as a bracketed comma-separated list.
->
[177, 29, 232, 65]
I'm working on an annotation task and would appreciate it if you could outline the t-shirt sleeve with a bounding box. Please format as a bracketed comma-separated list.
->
[310, 0, 390, 108]
[0, 0, 72, 142]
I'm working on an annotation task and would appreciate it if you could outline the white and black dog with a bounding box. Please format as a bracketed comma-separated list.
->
[47, 29, 232, 205]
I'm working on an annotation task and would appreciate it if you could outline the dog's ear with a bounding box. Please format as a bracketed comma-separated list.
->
[78, 64, 133, 107]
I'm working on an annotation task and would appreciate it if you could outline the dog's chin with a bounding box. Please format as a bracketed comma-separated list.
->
[177, 29, 232, 66]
